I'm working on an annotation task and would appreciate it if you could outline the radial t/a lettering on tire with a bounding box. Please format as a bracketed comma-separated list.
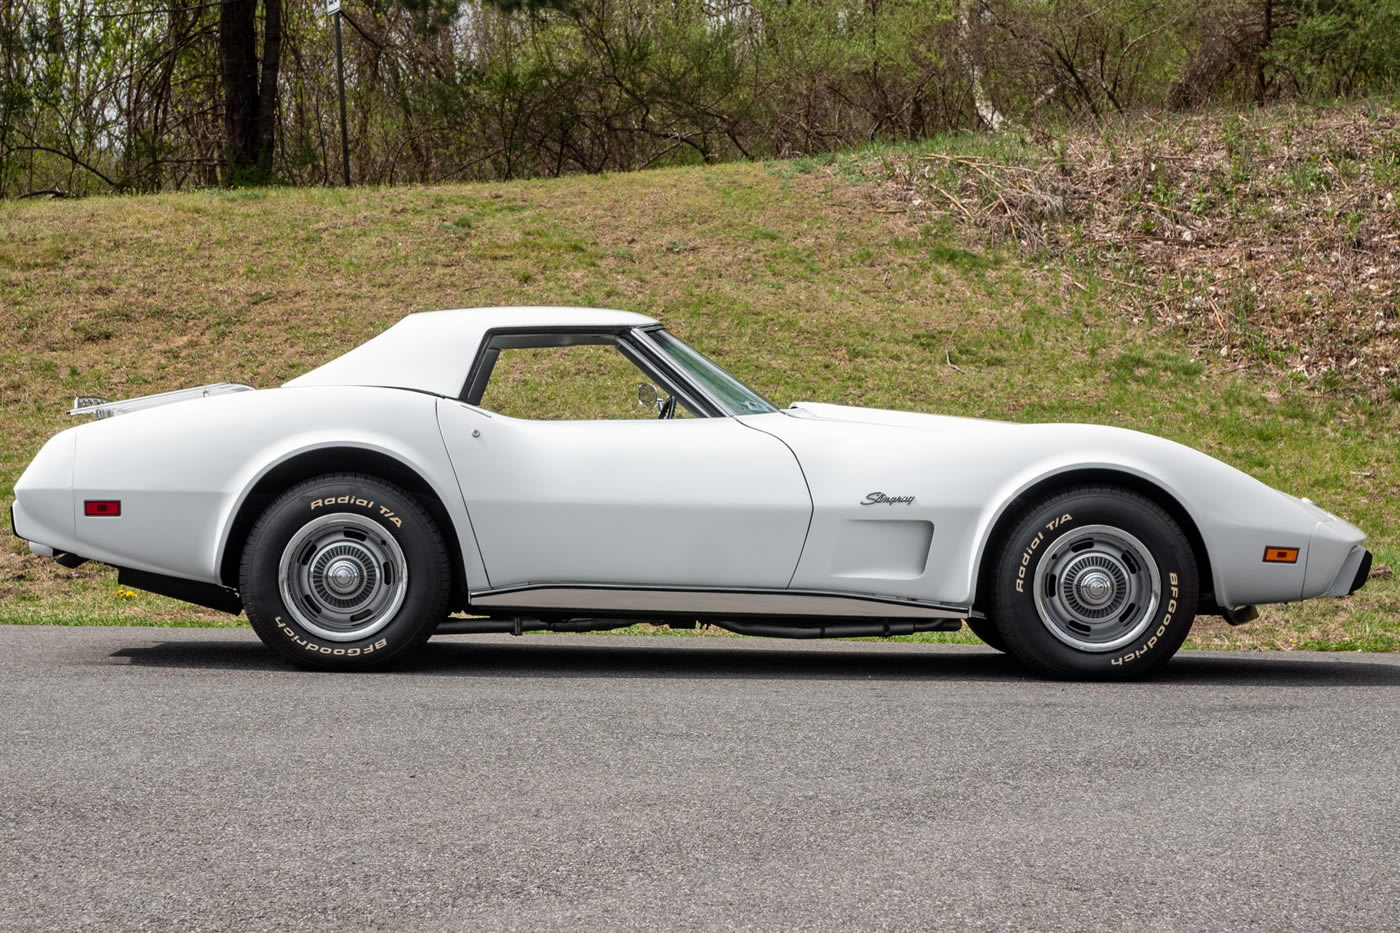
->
[239, 473, 450, 670]
[988, 486, 1198, 679]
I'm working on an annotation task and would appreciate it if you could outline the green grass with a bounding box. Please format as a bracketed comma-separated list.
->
[1, 111, 1396, 652]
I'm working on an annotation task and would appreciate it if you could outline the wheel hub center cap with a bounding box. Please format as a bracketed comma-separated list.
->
[1075, 570, 1115, 607]
[325, 558, 364, 595]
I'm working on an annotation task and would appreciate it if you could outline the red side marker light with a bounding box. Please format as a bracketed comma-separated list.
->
[84, 500, 121, 517]
[1263, 546, 1298, 564]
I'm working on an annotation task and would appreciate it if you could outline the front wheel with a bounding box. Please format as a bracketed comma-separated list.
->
[987, 486, 1197, 679]
[240, 473, 450, 670]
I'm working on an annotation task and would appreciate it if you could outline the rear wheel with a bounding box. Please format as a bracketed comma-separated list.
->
[240, 473, 450, 670]
[987, 486, 1197, 679]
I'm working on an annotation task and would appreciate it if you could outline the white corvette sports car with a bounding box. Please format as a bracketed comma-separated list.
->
[12, 306, 1371, 677]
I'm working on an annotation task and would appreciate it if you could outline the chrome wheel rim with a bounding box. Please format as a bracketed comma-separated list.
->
[278, 514, 408, 643]
[1031, 524, 1160, 653]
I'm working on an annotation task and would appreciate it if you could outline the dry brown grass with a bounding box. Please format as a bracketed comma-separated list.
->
[887, 101, 1400, 398]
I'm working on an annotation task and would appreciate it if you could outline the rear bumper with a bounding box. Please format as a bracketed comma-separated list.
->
[1324, 547, 1372, 598]
[11, 498, 49, 547]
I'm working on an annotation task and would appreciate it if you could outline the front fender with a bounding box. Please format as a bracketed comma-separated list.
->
[755, 408, 1343, 611]
[963, 425, 1346, 610]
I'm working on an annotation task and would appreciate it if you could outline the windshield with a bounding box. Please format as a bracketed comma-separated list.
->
[645, 330, 778, 415]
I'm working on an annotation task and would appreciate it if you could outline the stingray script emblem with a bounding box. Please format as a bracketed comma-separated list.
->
[861, 492, 915, 506]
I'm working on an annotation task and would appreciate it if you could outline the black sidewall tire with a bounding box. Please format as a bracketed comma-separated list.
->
[240, 475, 450, 670]
[990, 488, 1197, 679]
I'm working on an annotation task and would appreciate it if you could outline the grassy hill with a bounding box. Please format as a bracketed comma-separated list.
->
[1, 101, 1395, 651]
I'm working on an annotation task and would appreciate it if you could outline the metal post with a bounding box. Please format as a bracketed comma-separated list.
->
[335, 11, 351, 186]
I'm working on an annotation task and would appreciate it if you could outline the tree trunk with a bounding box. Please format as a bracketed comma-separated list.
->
[256, 0, 283, 176]
[220, 0, 260, 183]
[1256, 0, 1273, 102]
[221, 0, 281, 184]
[957, 0, 1004, 130]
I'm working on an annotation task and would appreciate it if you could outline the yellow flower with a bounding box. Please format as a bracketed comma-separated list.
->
[115, 587, 138, 599]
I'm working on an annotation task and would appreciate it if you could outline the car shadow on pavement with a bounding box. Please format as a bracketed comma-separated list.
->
[109, 639, 286, 671]
[1157, 653, 1400, 687]
[406, 640, 1032, 682]
[110, 638, 1027, 681]
[110, 637, 1400, 686]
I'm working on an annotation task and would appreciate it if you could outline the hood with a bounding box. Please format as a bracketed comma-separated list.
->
[785, 399, 1326, 521]
[782, 400, 1225, 477]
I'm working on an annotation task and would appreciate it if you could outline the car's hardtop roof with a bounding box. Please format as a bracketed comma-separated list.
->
[284, 306, 660, 397]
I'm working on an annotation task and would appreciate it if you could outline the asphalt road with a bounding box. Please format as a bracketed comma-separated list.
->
[2, 627, 1398, 932]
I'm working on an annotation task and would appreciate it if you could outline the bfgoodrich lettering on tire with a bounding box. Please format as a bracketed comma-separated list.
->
[240, 473, 450, 670]
[988, 486, 1197, 679]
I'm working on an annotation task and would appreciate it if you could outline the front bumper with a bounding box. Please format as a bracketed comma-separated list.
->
[1324, 546, 1372, 598]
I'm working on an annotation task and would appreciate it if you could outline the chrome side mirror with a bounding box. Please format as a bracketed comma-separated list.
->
[636, 382, 660, 410]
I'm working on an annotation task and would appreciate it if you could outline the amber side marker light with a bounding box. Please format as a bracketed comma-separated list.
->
[84, 500, 121, 517]
[1263, 546, 1299, 564]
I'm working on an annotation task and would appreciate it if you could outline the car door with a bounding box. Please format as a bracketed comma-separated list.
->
[437, 404, 811, 590]
[434, 329, 811, 591]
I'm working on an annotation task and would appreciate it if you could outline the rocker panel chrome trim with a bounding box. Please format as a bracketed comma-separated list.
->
[468, 583, 967, 619]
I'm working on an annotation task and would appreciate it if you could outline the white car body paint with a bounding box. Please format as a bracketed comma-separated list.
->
[748, 403, 1365, 609]
[19, 387, 487, 590]
[436, 402, 811, 589]
[12, 306, 1369, 625]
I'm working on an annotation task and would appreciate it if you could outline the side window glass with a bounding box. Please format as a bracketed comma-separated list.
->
[475, 337, 696, 421]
